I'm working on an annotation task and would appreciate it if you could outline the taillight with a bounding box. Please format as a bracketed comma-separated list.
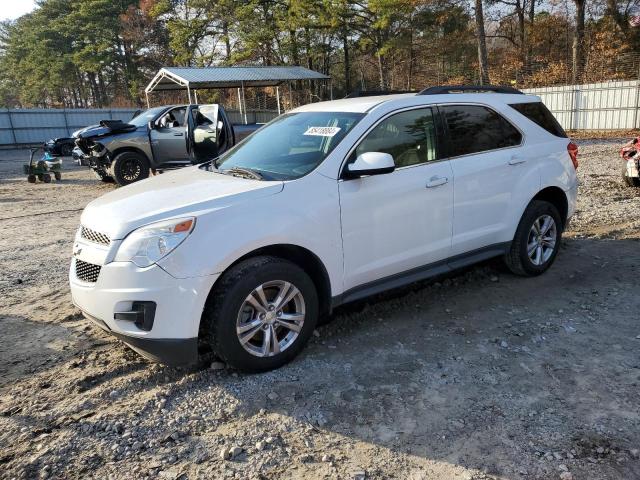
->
[567, 141, 578, 170]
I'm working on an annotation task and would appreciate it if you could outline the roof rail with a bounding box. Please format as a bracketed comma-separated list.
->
[345, 90, 417, 98]
[417, 85, 523, 95]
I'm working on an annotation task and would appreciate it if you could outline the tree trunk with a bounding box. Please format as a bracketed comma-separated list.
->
[289, 29, 300, 65]
[474, 0, 490, 84]
[342, 25, 351, 93]
[222, 21, 231, 62]
[572, 0, 585, 84]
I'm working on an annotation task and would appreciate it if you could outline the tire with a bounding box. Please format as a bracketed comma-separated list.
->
[92, 168, 115, 183]
[27, 174, 36, 183]
[201, 256, 319, 372]
[54, 171, 62, 181]
[110, 151, 150, 186]
[42, 173, 51, 183]
[504, 200, 562, 276]
[60, 143, 73, 156]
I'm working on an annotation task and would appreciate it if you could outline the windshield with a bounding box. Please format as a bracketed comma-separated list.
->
[213, 111, 364, 180]
[129, 107, 168, 127]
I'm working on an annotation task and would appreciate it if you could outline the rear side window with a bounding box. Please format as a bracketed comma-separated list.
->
[440, 105, 522, 157]
[509, 102, 567, 138]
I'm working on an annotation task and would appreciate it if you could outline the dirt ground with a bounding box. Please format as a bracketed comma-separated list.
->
[0, 140, 639, 480]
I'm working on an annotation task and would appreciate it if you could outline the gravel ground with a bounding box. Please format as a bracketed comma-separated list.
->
[0, 140, 639, 480]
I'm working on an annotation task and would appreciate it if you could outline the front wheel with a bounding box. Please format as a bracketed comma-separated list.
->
[504, 200, 562, 276]
[201, 256, 318, 372]
[110, 151, 150, 186]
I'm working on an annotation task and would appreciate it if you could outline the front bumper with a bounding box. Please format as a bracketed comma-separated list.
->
[70, 257, 218, 366]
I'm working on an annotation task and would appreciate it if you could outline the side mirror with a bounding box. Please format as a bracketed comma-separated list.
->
[346, 152, 395, 178]
[147, 120, 155, 131]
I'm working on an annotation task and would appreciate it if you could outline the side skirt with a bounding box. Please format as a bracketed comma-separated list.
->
[331, 242, 510, 309]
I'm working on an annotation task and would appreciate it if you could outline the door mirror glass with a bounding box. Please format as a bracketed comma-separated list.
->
[346, 152, 395, 178]
[147, 120, 155, 130]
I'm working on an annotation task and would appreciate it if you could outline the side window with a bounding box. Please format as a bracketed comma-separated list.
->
[441, 105, 522, 157]
[355, 108, 439, 168]
[159, 107, 186, 128]
[509, 102, 567, 138]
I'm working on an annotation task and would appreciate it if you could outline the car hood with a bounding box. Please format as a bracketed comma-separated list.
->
[80, 166, 284, 240]
[75, 124, 142, 139]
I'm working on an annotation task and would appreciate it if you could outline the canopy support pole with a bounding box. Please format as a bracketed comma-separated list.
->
[241, 81, 248, 124]
[194, 90, 199, 104]
[187, 84, 192, 104]
[145, 92, 150, 108]
[288, 81, 293, 109]
[276, 86, 281, 114]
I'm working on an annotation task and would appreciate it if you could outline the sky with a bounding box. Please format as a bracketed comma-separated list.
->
[0, 0, 37, 21]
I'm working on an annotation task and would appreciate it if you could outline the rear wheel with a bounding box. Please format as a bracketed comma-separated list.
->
[54, 171, 62, 181]
[110, 151, 149, 186]
[504, 200, 562, 276]
[201, 256, 318, 372]
[42, 173, 51, 183]
[27, 174, 36, 183]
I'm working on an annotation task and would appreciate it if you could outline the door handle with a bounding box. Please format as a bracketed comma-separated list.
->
[173, 133, 184, 136]
[508, 156, 526, 165]
[426, 176, 448, 188]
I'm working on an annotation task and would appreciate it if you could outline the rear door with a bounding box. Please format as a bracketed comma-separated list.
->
[440, 104, 528, 255]
[339, 107, 454, 292]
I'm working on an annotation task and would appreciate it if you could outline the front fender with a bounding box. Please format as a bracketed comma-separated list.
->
[157, 172, 343, 296]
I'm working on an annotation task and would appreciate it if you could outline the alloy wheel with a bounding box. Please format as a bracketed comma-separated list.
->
[527, 214, 557, 266]
[236, 280, 306, 357]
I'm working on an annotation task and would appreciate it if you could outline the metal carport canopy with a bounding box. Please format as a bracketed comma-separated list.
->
[145, 66, 330, 92]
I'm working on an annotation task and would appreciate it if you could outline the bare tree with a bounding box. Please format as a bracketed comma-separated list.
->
[475, 0, 490, 84]
[572, 0, 586, 83]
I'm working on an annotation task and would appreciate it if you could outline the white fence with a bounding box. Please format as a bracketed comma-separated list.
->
[0, 108, 139, 145]
[1, 81, 639, 145]
[523, 80, 640, 130]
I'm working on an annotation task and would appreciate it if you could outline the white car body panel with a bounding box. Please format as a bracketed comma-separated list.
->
[339, 160, 454, 291]
[69, 90, 578, 365]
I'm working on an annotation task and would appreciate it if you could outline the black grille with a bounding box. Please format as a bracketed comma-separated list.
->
[80, 226, 110, 246]
[75, 259, 101, 283]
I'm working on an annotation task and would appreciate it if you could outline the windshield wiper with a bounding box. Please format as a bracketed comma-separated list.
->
[225, 167, 263, 180]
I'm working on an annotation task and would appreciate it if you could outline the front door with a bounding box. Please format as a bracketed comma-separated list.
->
[186, 104, 221, 163]
[339, 107, 454, 292]
[150, 106, 189, 164]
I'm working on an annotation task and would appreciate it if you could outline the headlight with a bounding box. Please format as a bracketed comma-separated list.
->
[114, 217, 195, 268]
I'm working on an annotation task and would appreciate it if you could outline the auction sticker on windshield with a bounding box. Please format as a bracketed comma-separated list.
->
[304, 126, 341, 137]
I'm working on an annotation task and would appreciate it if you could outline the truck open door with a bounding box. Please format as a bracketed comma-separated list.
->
[186, 104, 233, 164]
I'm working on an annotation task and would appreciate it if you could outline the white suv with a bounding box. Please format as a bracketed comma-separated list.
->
[70, 86, 578, 372]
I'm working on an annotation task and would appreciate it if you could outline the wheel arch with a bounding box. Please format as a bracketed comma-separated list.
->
[531, 186, 569, 230]
[110, 146, 151, 164]
[210, 243, 333, 318]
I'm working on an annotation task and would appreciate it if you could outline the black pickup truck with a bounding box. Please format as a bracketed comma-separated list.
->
[75, 104, 262, 186]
